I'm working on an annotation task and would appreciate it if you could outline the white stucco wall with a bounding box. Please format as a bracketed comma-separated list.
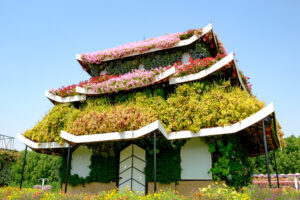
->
[180, 138, 212, 180]
[181, 52, 191, 64]
[71, 145, 92, 178]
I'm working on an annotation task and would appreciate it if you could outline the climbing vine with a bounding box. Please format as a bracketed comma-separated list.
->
[137, 136, 186, 184]
[205, 135, 254, 189]
[86, 154, 117, 183]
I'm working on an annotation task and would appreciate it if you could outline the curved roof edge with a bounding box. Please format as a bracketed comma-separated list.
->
[169, 52, 247, 91]
[76, 66, 176, 95]
[45, 90, 86, 104]
[17, 133, 69, 149]
[76, 23, 213, 72]
[60, 103, 277, 143]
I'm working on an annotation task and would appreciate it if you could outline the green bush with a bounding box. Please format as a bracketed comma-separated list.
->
[0, 164, 12, 186]
[252, 135, 300, 174]
[24, 80, 265, 143]
[23, 103, 78, 143]
[10, 150, 62, 184]
[159, 82, 264, 133]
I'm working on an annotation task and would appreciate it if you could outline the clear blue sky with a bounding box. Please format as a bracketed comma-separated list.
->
[0, 0, 299, 151]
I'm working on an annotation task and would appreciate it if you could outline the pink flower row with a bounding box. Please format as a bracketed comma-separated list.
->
[81, 32, 186, 64]
[85, 67, 169, 93]
[50, 84, 77, 97]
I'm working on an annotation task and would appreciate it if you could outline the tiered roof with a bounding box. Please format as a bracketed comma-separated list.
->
[20, 23, 283, 156]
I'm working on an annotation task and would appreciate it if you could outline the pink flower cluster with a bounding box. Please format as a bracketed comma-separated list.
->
[243, 75, 252, 92]
[81, 32, 183, 64]
[174, 54, 225, 77]
[85, 67, 169, 93]
[50, 84, 77, 98]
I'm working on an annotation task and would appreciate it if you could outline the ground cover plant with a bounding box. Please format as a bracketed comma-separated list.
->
[0, 183, 299, 200]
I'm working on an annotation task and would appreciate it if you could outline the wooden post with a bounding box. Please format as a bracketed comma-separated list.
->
[64, 142, 71, 193]
[20, 145, 28, 189]
[262, 119, 272, 188]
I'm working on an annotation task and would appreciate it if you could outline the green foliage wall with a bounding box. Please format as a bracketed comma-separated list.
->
[11, 150, 62, 184]
[145, 147, 181, 184]
[205, 135, 253, 189]
[86, 154, 117, 183]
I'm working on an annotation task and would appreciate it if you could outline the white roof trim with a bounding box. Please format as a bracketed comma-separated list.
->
[60, 120, 168, 143]
[17, 133, 69, 149]
[168, 103, 274, 139]
[45, 90, 86, 103]
[233, 59, 248, 91]
[76, 23, 213, 63]
[169, 53, 234, 84]
[60, 103, 275, 143]
[169, 53, 247, 91]
[76, 66, 176, 95]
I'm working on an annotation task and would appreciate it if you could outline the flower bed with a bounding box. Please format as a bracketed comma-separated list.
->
[78, 74, 117, 88]
[49, 74, 117, 98]
[80, 27, 206, 65]
[49, 85, 77, 98]
[0, 150, 17, 164]
[81, 32, 182, 64]
[174, 54, 225, 77]
[0, 184, 299, 200]
[80, 66, 171, 94]
[79, 24, 227, 65]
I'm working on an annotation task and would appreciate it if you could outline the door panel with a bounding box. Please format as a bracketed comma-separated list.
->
[133, 168, 145, 184]
[119, 144, 146, 193]
[133, 157, 145, 171]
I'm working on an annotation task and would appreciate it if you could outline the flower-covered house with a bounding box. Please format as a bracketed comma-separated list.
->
[18, 23, 283, 195]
